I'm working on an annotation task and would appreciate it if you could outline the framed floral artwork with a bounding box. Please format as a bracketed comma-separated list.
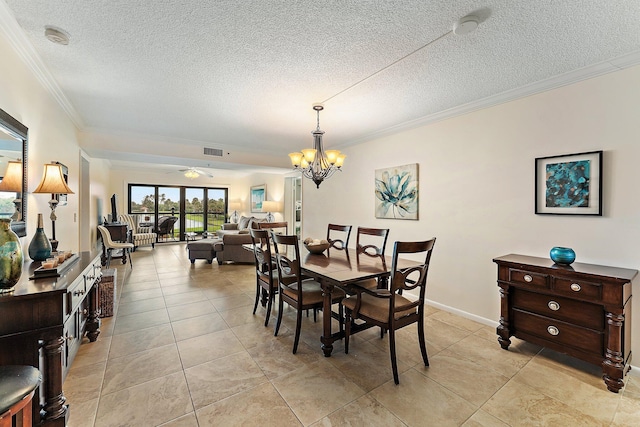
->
[535, 150, 602, 215]
[250, 184, 266, 213]
[375, 163, 418, 220]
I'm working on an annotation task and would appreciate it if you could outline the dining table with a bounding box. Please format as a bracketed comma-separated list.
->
[295, 246, 421, 357]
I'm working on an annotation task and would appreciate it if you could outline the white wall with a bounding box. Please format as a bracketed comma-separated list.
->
[304, 64, 640, 358]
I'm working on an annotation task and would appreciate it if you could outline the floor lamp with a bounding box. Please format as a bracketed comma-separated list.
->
[34, 163, 74, 251]
[0, 160, 23, 221]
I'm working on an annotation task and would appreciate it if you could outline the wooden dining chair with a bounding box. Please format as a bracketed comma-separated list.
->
[327, 224, 352, 250]
[249, 228, 278, 327]
[354, 227, 390, 290]
[272, 233, 346, 353]
[342, 238, 436, 384]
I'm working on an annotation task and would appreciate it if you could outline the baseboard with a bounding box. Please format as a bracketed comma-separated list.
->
[424, 298, 498, 328]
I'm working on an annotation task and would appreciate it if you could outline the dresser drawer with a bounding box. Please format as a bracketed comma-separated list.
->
[508, 268, 549, 289]
[513, 309, 604, 355]
[512, 289, 604, 330]
[66, 278, 87, 315]
[552, 276, 602, 303]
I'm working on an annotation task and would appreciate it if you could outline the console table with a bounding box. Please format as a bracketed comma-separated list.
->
[0, 249, 103, 426]
[494, 254, 637, 393]
[100, 223, 129, 266]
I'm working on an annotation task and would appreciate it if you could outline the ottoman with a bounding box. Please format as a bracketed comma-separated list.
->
[187, 238, 220, 264]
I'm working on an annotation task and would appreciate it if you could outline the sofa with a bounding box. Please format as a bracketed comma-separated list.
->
[214, 216, 267, 264]
[186, 216, 266, 264]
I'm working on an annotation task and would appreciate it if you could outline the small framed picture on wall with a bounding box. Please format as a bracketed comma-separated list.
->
[250, 184, 266, 213]
[53, 161, 69, 206]
[535, 150, 602, 215]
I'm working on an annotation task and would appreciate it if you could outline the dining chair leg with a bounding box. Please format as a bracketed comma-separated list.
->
[418, 314, 429, 367]
[252, 281, 260, 315]
[389, 328, 399, 385]
[274, 295, 284, 336]
[264, 291, 274, 327]
[127, 249, 133, 268]
[106, 250, 112, 269]
[338, 305, 344, 335]
[344, 309, 351, 354]
[293, 306, 303, 354]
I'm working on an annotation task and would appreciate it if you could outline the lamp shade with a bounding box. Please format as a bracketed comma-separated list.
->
[33, 163, 74, 194]
[228, 201, 242, 211]
[0, 161, 23, 192]
[261, 200, 280, 213]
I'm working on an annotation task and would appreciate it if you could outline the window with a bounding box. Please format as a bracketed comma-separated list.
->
[128, 184, 228, 241]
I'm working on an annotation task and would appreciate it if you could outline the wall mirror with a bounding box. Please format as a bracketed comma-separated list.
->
[0, 108, 28, 237]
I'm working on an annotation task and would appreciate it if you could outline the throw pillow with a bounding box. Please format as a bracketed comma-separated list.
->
[238, 216, 250, 230]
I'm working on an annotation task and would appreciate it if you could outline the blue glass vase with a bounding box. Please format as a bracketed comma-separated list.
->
[28, 213, 52, 261]
[550, 247, 576, 265]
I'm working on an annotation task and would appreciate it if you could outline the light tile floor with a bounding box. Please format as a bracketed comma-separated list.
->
[64, 243, 640, 426]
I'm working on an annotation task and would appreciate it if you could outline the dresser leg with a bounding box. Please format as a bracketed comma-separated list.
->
[41, 337, 68, 423]
[86, 284, 102, 342]
[603, 311, 626, 393]
[497, 284, 511, 349]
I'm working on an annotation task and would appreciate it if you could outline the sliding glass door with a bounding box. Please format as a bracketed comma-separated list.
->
[128, 184, 228, 242]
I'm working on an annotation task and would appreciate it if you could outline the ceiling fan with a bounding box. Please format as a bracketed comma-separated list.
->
[178, 167, 213, 179]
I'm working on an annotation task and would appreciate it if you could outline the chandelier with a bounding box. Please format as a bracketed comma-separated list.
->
[288, 104, 345, 188]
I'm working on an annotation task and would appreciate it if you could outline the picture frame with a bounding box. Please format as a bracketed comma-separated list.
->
[535, 150, 602, 216]
[250, 184, 266, 213]
[53, 161, 69, 207]
[375, 163, 419, 220]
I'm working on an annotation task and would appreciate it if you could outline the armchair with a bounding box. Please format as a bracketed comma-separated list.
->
[119, 214, 157, 251]
[155, 216, 178, 241]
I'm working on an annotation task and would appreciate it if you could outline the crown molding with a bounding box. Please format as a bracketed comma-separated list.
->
[343, 50, 640, 148]
[0, 1, 84, 129]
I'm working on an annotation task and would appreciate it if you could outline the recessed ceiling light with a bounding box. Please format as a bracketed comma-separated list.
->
[453, 15, 479, 36]
[44, 26, 70, 45]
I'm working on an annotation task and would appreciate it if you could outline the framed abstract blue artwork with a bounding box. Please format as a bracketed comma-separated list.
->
[375, 163, 418, 220]
[535, 151, 602, 215]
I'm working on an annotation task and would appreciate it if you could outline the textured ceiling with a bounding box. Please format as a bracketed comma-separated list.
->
[2, 0, 640, 176]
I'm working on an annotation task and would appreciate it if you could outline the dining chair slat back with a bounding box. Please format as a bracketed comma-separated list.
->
[327, 224, 352, 250]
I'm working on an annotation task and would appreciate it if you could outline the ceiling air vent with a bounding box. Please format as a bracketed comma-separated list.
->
[203, 147, 223, 157]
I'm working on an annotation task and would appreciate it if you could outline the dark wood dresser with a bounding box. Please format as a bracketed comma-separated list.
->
[0, 249, 103, 426]
[494, 254, 637, 393]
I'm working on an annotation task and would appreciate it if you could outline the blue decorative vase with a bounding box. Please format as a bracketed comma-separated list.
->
[550, 247, 576, 265]
[0, 218, 23, 293]
[28, 213, 52, 261]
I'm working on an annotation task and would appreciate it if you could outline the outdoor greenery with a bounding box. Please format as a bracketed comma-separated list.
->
[131, 193, 226, 214]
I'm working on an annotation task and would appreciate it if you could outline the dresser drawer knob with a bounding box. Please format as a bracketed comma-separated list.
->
[523, 274, 533, 282]
[547, 301, 560, 311]
[570, 283, 581, 292]
[547, 326, 559, 336]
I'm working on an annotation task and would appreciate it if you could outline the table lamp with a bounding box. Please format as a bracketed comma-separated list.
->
[261, 200, 281, 223]
[33, 163, 74, 251]
[228, 201, 242, 223]
[0, 160, 23, 221]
